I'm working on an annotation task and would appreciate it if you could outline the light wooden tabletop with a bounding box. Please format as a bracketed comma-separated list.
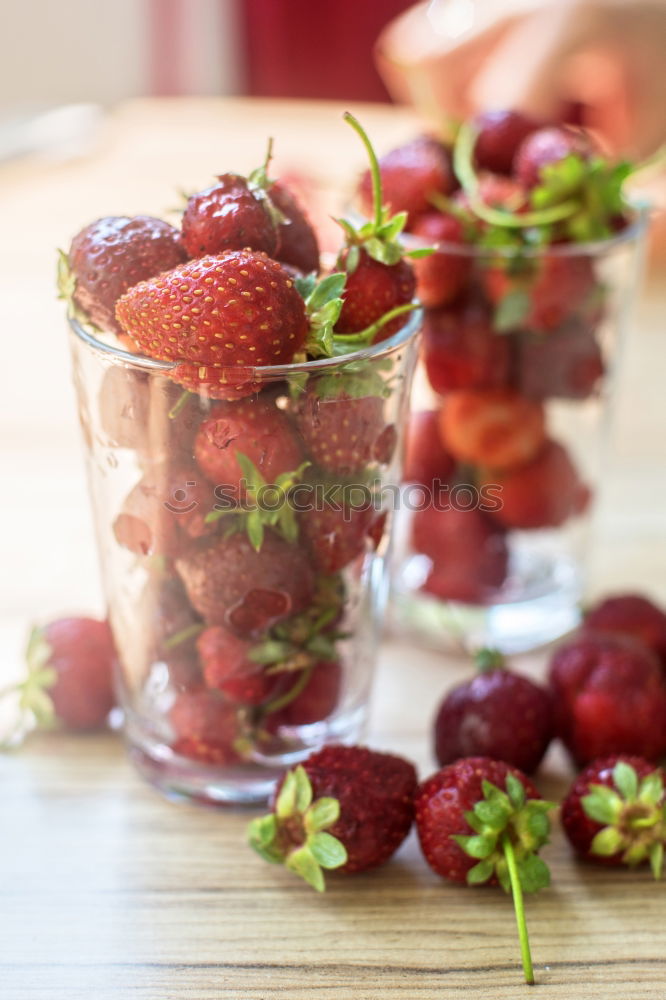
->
[1, 98, 665, 999]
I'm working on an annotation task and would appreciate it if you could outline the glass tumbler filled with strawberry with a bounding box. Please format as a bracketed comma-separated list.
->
[358, 110, 649, 652]
[62, 116, 422, 804]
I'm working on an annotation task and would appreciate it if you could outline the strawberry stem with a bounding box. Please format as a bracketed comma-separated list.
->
[261, 664, 314, 716]
[163, 622, 204, 650]
[501, 833, 535, 985]
[344, 112, 383, 232]
[168, 391, 191, 420]
[333, 302, 418, 346]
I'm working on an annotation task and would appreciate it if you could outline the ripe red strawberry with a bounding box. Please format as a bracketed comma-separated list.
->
[422, 299, 511, 394]
[115, 251, 308, 399]
[20, 618, 116, 732]
[473, 110, 543, 175]
[248, 745, 417, 890]
[169, 688, 241, 764]
[112, 464, 216, 557]
[453, 173, 527, 220]
[548, 632, 666, 765]
[403, 410, 456, 487]
[358, 135, 455, 226]
[409, 211, 471, 308]
[412, 507, 508, 604]
[65, 216, 186, 335]
[438, 389, 546, 471]
[197, 625, 280, 705]
[194, 394, 303, 492]
[175, 530, 314, 635]
[584, 594, 666, 670]
[270, 180, 320, 273]
[433, 651, 554, 773]
[484, 254, 597, 333]
[300, 497, 381, 574]
[335, 250, 415, 340]
[481, 439, 590, 530]
[415, 757, 553, 984]
[181, 174, 279, 257]
[294, 386, 392, 476]
[514, 125, 595, 189]
[265, 660, 342, 728]
[561, 755, 666, 875]
[516, 323, 604, 400]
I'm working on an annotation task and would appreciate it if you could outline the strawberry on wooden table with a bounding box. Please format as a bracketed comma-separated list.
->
[415, 757, 554, 985]
[248, 745, 417, 890]
[583, 593, 666, 670]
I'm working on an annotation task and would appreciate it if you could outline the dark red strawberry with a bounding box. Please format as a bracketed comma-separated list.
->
[412, 506, 508, 604]
[265, 660, 342, 728]
[300, 495, 380, 574]
[294, 385, 391, 476]
[358, 135, 455, 226]
[403, 410, 455, 487]
[197, 625, 280, 705]
[335, 250, 415, 340]
[194, 394, 303, 492]
[271, 180, 320, 273]
[548, 632, 666, 765]
[65, 216, 186, 335]
[434, 651, 554, 773]
[473, 110, 543, 175]
[415, 757, 553, 984]
[481, 439, 590, 530]
[248, 745, 417, 890]
[21, 618, 116, 731]
[181, 174, 279, 257]
[175, 530, 314, 635]
[584, 594, 666, 670]
[516, 323, 604, 400]
[514, 125, 595, 189]
[115, 251, 308, 399]
[409, 211, 471, 308]
[438, 389, 546, 471]
[422, 299, 511, 394]
[169, 688, 241, 764]
[561, 755, 666, 875]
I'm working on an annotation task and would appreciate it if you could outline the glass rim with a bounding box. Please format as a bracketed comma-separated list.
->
[68, 307, 423, 376]
[399, 203, 650, 259]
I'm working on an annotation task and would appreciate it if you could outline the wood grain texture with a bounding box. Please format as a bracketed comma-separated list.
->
[1, 98, 665, 999]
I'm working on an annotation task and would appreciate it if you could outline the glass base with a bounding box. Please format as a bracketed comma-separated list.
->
[391, 544, 582, 654]
[124, 704, 368, 807]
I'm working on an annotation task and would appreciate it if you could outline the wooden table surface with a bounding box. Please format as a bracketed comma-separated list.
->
[1, 98, 665, 999]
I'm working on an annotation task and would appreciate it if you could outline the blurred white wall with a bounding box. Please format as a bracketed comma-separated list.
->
[0, 0, 242, 109]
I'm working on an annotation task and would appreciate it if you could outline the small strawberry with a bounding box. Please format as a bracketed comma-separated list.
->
[61, 216, 186, 336]
[115, 251, 308, 399]
[438, 389, 546, 471]
[169, 688, 242, 764]
[515, 322, 605, 400]
[265, 660, 342, 729]
[548, 632, 666, 765]
[270, 180, 320, 274]
[358, 135, 455, 227]
[561, 755, 666, 876]
[248, 745, 417, 890]
[194, 394, 304, 494]
[584, 594, 666, 670]
[415, 757, 554, 984]
[409, 211, 471, 308]
[294, 383, 392, 476]
[434, 650, 554, 773]
[514, 125, 595, 189]
[4, 618, 117, 740]
[422, 298, 511, 394]
[175, 530, 314, 635]
[300, 490, 382, 574]
[412, 506, 508, 604]
[473, 110, 544, 175]
[403, 410, 455, 487]
[481, 439, 590, 530]
[197, 625, 282, 705]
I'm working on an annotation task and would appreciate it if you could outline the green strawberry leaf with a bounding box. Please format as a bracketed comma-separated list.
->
[516, 854, 551, 894]
[307, 831, 348, 869]
[494, 289, 530, 332]
[581, 785, 624, 825]
[613, 761, 639, 800]
[285, 845, 325, 892]
[466, 858, 495, 885]
[304, 797, 340, 834]
[590, 825, 624, 857]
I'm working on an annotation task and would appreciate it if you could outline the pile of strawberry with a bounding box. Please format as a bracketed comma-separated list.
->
[360, 110, 638, 604]
[249, 591, 666, 985]
[55, 115, 423, 766]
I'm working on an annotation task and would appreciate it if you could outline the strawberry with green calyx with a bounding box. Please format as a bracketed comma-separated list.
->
[248, 745, 418, 890]
[561, 756, 666, 877]
[416, 757, 554, 985]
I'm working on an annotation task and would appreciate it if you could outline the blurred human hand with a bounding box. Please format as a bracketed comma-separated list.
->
[377, 0, 666, 158]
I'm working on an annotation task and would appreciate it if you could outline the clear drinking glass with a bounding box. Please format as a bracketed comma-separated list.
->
[391, 214, 647, 653]
[69, 313, 420, 804]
